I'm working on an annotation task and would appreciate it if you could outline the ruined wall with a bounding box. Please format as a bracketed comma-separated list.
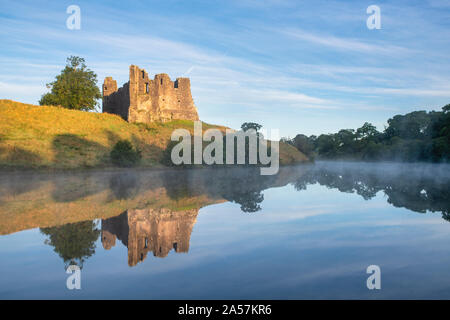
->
[101, 210, 129, 250]
[101, 208, 198, 267]
[102, 65, 199, 123]
[102, 77, 130, 121]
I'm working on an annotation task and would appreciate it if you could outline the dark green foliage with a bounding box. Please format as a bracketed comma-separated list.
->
[287, 103, 450, 162]
[232, 191, 264, 213]
[443, 104, 450, 113]
[39, 56, 101, 111]
[110, 140, 141, 167]
[356, 122, 379, 139]
[40, 220, 100, 269]
[241, 122, 262, 133]
[385, 111, 431, 140]
[291, 134, 315, 159]
[161, 140, 176, 167]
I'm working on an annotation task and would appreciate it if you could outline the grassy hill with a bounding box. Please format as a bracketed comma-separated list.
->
[0, 99, 308, 169]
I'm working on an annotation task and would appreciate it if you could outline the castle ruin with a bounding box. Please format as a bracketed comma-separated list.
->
[101, 208, 198, 267]
[102, 65, 199, 123]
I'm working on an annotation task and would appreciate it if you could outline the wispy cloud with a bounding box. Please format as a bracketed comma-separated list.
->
[281, 28, 413, 56]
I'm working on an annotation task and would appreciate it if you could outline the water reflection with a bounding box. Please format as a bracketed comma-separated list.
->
[295, 162, 450, 219]
[102, 208, 197, 266]
[1, 162, 449, 268]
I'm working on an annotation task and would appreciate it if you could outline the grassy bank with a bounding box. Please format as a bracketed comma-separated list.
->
[0, 99, 308, 169]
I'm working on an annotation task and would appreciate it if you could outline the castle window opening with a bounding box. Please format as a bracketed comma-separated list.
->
[142, 71, 145, 79]
[160, 78, 163, 85]
[145, 83, 149, 93]
[144, 237, 148, 248]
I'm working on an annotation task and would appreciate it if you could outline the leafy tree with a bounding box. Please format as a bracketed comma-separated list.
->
[336, 129, 356, 151]
[443, 104, 450, 114]
[292, 134, 315, 158]
[234, 191, 264, 213]
[316, 134, 339, 158]
[385, 111, 431, 140]
[237, 122, 264, 164]
[41, 220, 100, 269]
[356, 122, 379, 140]
[241, 122, 262, 133]
[39, 56, 101, 111]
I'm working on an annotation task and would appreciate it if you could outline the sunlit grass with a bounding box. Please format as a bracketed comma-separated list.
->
[0, 100, 226, 169]
[0, 99, 307, 169]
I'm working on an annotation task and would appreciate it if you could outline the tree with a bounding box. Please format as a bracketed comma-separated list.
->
[241, 122, 262, 133]
[41, 220, 100, 269]
[292, 134, 315, 158]
[443, 104, 450, 114]
[385, 111, 431, 140]
[234, 191, 264, 213]
[356, 122, 379, 140]
[316, 134, 339, 158]
[39, 56, 101, 111]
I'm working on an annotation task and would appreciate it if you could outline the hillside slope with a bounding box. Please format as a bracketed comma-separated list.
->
[0, 100, 308, 169]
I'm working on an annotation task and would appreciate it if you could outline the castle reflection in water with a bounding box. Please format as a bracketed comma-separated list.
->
[102, 208, 197, 266]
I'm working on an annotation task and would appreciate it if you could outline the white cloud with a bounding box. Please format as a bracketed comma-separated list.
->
[282, 28, 413, 55]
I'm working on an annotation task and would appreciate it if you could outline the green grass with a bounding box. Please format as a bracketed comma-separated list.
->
[0, 99, 308, 169]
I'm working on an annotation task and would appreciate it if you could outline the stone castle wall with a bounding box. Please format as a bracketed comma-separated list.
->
[101, 208, 198, 267]
[102, 65, 199, 123]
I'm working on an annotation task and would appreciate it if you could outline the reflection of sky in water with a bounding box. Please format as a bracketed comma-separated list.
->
[1, 164, 450, 299]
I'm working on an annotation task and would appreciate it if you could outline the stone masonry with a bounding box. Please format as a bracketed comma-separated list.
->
[101, 208, 198, 267]
[102, 65, 199, 123]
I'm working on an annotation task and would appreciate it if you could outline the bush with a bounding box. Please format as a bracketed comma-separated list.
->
[110, 140, 141, 167]
[161, 138, 195, 167]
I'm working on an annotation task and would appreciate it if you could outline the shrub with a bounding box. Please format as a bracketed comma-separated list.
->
[110, 140, 141, 167]
[161, 138, 194, 167]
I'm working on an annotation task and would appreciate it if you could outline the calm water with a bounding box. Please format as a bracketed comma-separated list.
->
[0, 162, 450, 299]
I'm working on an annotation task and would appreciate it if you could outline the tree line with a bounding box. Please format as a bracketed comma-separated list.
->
[283, 105, 450, 162]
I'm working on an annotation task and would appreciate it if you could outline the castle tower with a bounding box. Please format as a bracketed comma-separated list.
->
[102, 77, 117, 97]
[102, 76, 131, 120]
[102, 77, 117, 114]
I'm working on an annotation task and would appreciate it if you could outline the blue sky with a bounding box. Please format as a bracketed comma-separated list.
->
[1, 0, 450, 137]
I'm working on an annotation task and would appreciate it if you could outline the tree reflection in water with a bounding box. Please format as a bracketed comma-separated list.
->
[293, 162, 450, 219]
[40, 220, 100, 269]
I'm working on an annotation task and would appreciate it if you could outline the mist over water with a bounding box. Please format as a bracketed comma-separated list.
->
[315, 161, 450, 182]
[0, 162, 450, 299]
